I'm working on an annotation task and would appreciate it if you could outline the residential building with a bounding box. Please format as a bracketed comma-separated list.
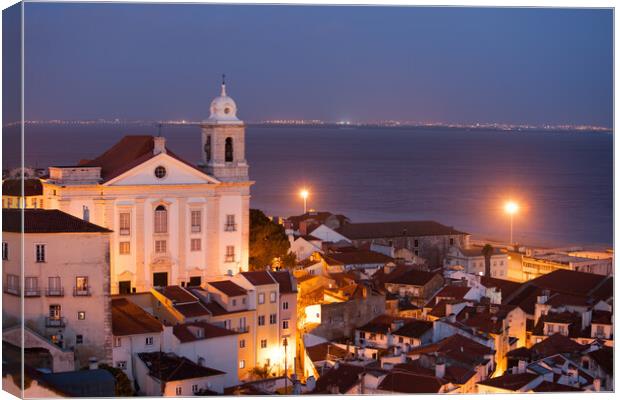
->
[2, 209, 113, 367]
[444, 246, 508, 278]
[2, 177, 44, 209]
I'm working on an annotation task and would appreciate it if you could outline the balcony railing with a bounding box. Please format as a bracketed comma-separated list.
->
[24, 288, 42, 297]
[45, 317, 66, 328]
[73, 286, 92, 296]
[3, 285, 19, 296]
[46, 287, 64, 297]
[224, 224, 237, 232]
[232, 326, 250, 334]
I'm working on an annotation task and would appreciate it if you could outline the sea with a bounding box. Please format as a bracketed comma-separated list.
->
[4, 123, 613, 249]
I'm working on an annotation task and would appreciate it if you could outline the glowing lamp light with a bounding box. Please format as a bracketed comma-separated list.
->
[504, 201, 519, 215]
[300, 188, 309, 213]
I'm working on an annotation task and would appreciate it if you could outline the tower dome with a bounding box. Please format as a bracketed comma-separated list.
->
[207, 75, 241, 124]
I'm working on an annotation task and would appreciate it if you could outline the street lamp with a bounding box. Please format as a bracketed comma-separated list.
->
[504, 201, 519, 245]
[282, 337, 288, 394]
[300, 189, 309, 214]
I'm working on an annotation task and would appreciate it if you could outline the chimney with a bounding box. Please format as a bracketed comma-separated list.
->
[88, 357, 98, 370]
[435, 362, 446, 379]
[153, 136, 167, 155]
[593, 378, 601, 392]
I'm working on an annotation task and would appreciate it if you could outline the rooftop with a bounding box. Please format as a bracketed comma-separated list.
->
[155, 286, 197, 304]
[173, 321, 238, 343]
[269, 270, 297, 293]
[377, 370, 447, 394]
[324, 250, 394, 266]
[111, 298, 163, 336]
[385, 269, 440, 287]
[138, 352, 225, 382]
[208, 280, 248, 297]
[336, 220, 468, 239]
[3, 208, 112, 234]
[240, 270, 277, 286]
[2, 178, 43, 196]
[477, 372, 539, 391]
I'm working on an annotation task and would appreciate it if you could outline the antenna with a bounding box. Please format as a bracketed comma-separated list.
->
[222, 73, 226, 85]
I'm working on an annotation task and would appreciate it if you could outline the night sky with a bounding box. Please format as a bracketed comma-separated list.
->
[7, 4, 614, 126]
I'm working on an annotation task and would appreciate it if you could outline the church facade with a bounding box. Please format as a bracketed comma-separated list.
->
[41, 81, 252, 294]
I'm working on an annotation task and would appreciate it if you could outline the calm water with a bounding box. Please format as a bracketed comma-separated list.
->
[5, 124, 613, 248]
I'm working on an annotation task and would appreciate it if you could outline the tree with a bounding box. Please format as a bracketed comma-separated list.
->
[481, 244, 494, 277]
[249, 209, 296, 270]
[97, 363, 134, 396]
[249, 365, 274, 380]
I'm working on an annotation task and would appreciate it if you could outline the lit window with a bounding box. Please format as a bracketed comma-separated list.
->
[154, 205, 168, 233]
[154, 166, 167, 179]
[191, 238, 201, 251]
[35, 244, 46, 263]
[119, 241, 130, 255]
[77, 311, 86, 320]
[239, 360, 245, 369]
[191, 210, 201, 233]
[119, 213, 131, 235]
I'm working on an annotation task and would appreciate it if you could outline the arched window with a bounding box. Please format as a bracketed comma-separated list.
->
[204, 136, 212, 162]
[225, 137, 233, 162]
[154, 205, 168, 233]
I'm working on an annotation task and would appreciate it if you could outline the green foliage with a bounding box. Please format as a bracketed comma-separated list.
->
[97, 363, 134, 396]
[249, 209, 296, 270]
[481, 244, 494, 276]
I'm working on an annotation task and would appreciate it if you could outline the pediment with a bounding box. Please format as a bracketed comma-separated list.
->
[104, 153, 219, 186]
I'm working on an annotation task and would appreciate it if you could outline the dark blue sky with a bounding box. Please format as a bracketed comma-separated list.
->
[15, 4, 614, 126]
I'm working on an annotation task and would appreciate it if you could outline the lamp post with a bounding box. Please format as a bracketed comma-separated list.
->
[283, 337, 288, 394]
[504, 201, 519, 245]
[300, 189, 309, 214]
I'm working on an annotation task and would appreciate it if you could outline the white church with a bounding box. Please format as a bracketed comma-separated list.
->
[42, 80, 252, 294]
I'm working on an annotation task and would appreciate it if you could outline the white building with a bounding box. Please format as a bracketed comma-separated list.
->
[41, 80, 252, 293]
[444, 246, 508, 278]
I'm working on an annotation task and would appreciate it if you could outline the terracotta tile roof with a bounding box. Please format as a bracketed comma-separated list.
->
[77, 135, 209, 183]
[480, 276, 521, 300]
[208, 280, 247, 297]
[393, 361, 475, 385]
[358, 315, 412, 335]
[269, 270, 297, 293]
[385, 269, 441, 287]
[312, 363, 366, 394]
[392, 320, 433, 339]
[433, 285, 471, 301]
[407, 334, 494, 367]
[173, 302, 211, 318]
[305, 342, 352, 363]
[377, 370, 447, 393]
[111, 298, 163, 336]
[3, 209, 112, 233]
[546, 293, 591, 308]
[590, 277, 613, 302]
[529, 269, 607, 298]
[240, 270, 277, 286]
[591, 310, 612, 325]
[173, 321, 238, 343]
[529, 333, 587, 359]
[155, 286, 197, 303]
[2, 178, 43, 196]
[286, 211, 349, 230]
[531, 381, 582, 392]
[137, 352, 225, 382]
[201, 300, 247, 316]
[336, 220, 468, 239]
[324, 250, 394, 266]
[477, 372, 539, 391]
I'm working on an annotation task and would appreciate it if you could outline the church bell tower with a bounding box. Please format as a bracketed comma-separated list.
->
[200, 76, 249, 182]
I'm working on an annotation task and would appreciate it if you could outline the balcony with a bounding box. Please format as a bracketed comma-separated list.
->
[233, 326, 250, 334]
[224, 224, 237, 232]
[45, 317, 66, 328]
[73, 286, 92, 296]
[46, 287, 64, 297]
[3, 285, 19, 296]
[24, 288, 42, 297]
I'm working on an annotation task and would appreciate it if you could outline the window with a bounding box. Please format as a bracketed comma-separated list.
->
[119, 213, 131, 235]
[282, 320, 289, 330]
[596, 325, 605, 337]
[116, 361, 127, 370]
[75, 276, 89, 295]
[155, 240, 167, 253]
[191, 210, 201, 233]
[82, 206, 90, 222]
[225, 137, 234, 162]
[146, 336, 154, 346]
[49, 304, 61, 319]
[414, 250, 419, 256]
[240, 339, 246, 348]
[189, 276, 201, 287]
[414, 239, 419, 247]
[39, 199, 43, 208]
[258, 315, 265, 326]
[77, 311, 86, 320]
[2, 242, 8, 260]
[359, 332, 366, 339]
[270, 291, 277, 303]
[205, 135, 212, 162]
[35, 244, 46, 262]
[5, 274, 19, 294]
[76, 335, 83, 344]
[154, 205, 168, 233]
[192, 384, 199, 394]
[282, 301, 289, 310]
[449, 238, 454, 246]
[114, 337, 122, 347]
[260, 339, 267, 348]
[225, 214, 236, 231]
[48, 276, 61, 296]
[269, 314, 277, 324]
[232, 299, 237, 306]
[190, 238, 202, 252]
[24, 277, 38, 296]
[119, 241, 130, 255]
[258, 293, 265, 304]
[175, 386, 182, 396]
[239, 360, 245, 369]
[225, 246, 235, 262]
[154, 166, 167, 179]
